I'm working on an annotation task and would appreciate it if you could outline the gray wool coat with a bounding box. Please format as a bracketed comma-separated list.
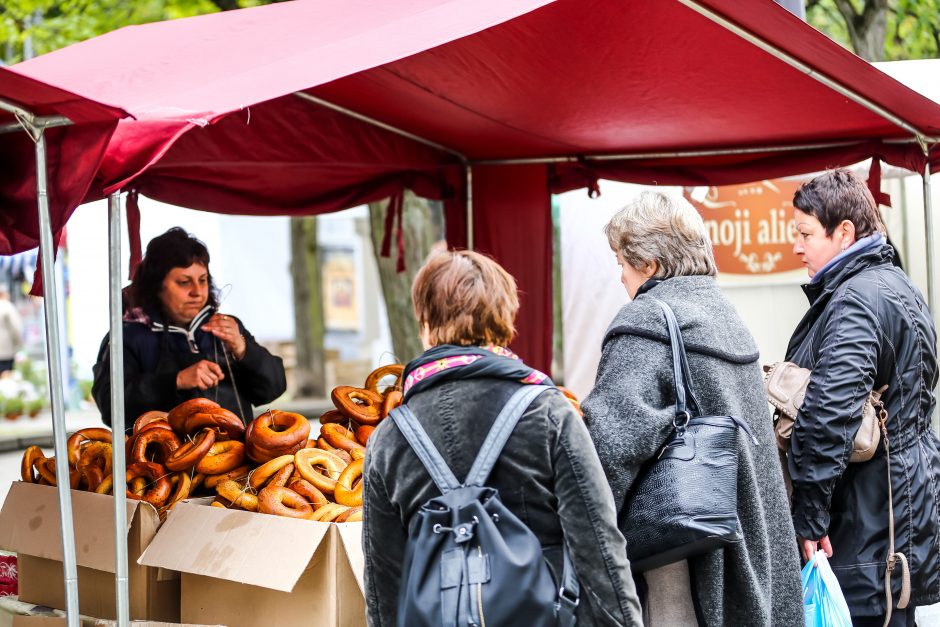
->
[584, 276, 804, 627]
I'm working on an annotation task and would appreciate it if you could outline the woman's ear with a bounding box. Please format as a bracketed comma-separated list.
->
[644, 260, 659, 280]
[839, 220, 857, 251]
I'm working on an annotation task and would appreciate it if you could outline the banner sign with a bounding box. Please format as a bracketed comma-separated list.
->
[684, 179, 805, 277]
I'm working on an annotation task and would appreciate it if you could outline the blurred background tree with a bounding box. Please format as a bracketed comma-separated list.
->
[806, 0, 939, 61]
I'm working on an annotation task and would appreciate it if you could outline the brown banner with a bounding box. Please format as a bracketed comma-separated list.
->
[684, 179, 805, 275]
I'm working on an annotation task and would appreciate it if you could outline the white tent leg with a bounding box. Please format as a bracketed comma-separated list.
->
[107, 191, 130, 626]
[35, 128, 80, 627]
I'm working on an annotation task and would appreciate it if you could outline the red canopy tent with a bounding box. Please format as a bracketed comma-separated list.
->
[0, 66, 128, 624]
[7, 0, 940, 374]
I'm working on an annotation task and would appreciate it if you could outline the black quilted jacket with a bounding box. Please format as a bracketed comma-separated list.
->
[786, 243, 940, 615]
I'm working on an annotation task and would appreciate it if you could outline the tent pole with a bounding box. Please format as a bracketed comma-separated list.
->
[107, 191, 130, 627]
[473, 139, 885, 166]
[34, 126, 81, 627]
[677, 0, 937, 143]
[466, 164, 474, 250]
[925, 160, 936, 314]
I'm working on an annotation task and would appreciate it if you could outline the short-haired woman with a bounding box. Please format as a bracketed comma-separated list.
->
[92, 227, 286, 431]
[363, 250, 643, 626]
[584, 191, 803, 626]
[786, 169, 940, 626]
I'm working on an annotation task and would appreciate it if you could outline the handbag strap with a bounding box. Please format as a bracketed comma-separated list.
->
[880, 404, 911, 627]
[653, 298, 702, 418]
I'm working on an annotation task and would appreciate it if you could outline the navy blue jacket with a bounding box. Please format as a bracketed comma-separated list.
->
[92, 306, 286, 431]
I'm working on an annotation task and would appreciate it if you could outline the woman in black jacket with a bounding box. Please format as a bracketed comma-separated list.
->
[92, 227, 286, 432]
[363, 250, 642, 626]
[786, 169, 940, 626]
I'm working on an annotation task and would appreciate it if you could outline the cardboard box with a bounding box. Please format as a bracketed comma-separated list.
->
[12, 619, 218, 627]
[138, 502, 365, 627]
[0, 482, 180, 622]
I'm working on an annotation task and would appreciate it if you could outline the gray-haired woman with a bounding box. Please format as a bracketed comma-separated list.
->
[583, 191, 803, 626]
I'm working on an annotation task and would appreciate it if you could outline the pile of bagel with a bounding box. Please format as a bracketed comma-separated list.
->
[19, 364, 405, 524]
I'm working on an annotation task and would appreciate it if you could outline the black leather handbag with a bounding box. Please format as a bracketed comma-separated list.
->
[623, 299, 759, 573]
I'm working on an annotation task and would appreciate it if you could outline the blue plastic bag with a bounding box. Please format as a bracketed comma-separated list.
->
[801, 550, 852, 627]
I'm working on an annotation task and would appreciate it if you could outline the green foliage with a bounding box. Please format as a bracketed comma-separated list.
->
[807, 0, 939, 60]
[0, 0, 281, 64]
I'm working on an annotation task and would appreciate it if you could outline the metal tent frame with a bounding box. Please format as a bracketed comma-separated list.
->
[0, 99, 131, 626]
[0, 1, 936, 625]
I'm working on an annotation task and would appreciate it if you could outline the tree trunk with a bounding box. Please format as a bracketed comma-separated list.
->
[834, 0, 888, 61]
[290, 216, 326, 397]
[367, 192, 444, 364]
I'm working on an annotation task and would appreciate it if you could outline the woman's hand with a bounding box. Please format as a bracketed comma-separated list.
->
[800, 535, 833, 562]
[202, 313, 247, 360]
[176, 360, 225, 391]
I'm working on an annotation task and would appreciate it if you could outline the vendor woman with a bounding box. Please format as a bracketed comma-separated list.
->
[92, 227, 286, 432]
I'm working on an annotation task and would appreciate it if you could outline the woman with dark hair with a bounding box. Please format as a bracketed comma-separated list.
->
[785, 169, 940, 626]
[92, 227, 286, 431]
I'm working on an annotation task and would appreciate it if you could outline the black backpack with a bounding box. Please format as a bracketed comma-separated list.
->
[389, 384, 579, 627]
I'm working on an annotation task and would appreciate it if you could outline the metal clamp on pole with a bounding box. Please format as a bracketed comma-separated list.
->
[108, 191, 130, 627]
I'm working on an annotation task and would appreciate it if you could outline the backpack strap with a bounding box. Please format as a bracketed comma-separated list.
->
[464, 385, 551, 487]
[389, 405, 461, 494]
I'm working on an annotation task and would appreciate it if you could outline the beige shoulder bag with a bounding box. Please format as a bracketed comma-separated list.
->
[763, 362, 910, 624]
[763, 361, 884, 462]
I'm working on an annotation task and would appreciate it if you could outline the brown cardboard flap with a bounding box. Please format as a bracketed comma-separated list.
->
[335, 522, 365, 597]
[0, 482, 149, 573]
[138, 501, 330, 592]
[12, 620, 221, 627]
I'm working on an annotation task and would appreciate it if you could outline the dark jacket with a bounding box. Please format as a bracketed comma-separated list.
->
[91, 306, 286, 431]
[363, 375, 644, 626]
[584, 276, 804, 627]
[786, 243, 940, 615]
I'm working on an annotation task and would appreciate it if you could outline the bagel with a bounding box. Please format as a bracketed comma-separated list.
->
[203, 464, 251, 490]
[333, 458, 363, 507]
[248, 455, 295, 491]
[318, 409, 348, 425]
[95, 473, 114, 495]
[287, 479, 329, 509]
[309, 502, 351, 522]
[258, 486, 313, 519]
[125, 462, 171, 507]
[294, 448, 347, 495]
[130, 427, 182, 464]
[557, 386, 583, 417]
[184, 407, 245, 441]
[320, 423, 366, 459]
[165, 472, 192, 512]
[244, 435, 306, 464]
[78, 441, 113, 477]
[66, 428, 113, 466]
[21, 446, 45, 483]
[331, 387, 383, 426]
[316, 438, 353, 464]
[133, 411, 169, 434]
[216, 480, 260, 512]
[167, 398, 220, 433]
[165, 428, 216, 472]
[35, 458, 80, 488]
[355, 425, 375, 446]
[380, 390, 403, 419]
[364, 364, 404, 395]
[79, 465, 105, 492]
[334, 506, 363, 523]
[246, 410, 310, 450]
[195, 440, 245, 475]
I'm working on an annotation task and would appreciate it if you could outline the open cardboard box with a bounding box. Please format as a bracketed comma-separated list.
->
[0, 482, 180, 622]
[11, 618, 220, 627]
[138, 501, 365, 627]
